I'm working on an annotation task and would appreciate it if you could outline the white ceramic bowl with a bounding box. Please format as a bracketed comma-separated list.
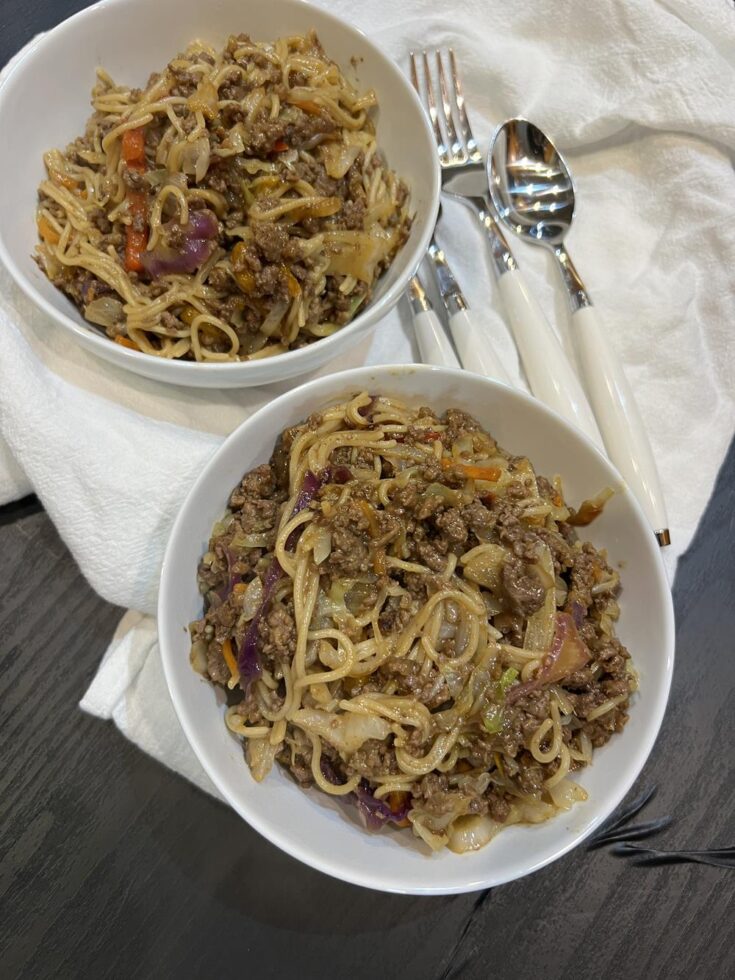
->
[159, 364, 675, 894]
[0, 0, 439, 388]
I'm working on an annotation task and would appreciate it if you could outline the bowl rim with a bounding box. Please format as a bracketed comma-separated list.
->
[158, 362, 676, 894]
[0, 0, 440, 379]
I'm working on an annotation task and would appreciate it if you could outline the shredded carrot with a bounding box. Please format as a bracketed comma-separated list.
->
[113, 335, 140, 351]
[290, 197, 342, 220]
[252, 175, 281, 193]
[441, 458, 501, 481]
[293, 99, 323, 116]
[231, 242, 256, 293]
[283, 266, 302, 297]
[357, 499, 379, 537]
[37, 215, 60, 245]
[232, 582, 248, 595]
[52, 173, 79, 191]
[124, 190, 148, 272]
[121, 126, 146, 169]
[372, 547, 386, 576]
[221, 638, 239, 680]
[271, 139, 289, 153]
[387, 791, 411, 828]
[120, 127, 148, 271]
[179, 305, 199, 326]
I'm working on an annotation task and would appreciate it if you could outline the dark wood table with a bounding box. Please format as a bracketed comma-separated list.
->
[2, 5, 734, 977]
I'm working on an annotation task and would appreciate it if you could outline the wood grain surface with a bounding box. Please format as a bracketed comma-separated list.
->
[1, 6, 734, 978]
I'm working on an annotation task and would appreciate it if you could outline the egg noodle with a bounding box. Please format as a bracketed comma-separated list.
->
[35, 32, 410, 360]
[191, 393, 635, 853]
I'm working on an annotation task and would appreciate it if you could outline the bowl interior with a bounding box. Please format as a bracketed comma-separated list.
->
[159, 364, 674, 894]
[0, 0, 438, 385]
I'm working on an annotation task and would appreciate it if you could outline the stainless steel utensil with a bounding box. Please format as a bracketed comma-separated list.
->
[407, 229, 511, 378]
[488, 118, 670, 546]
[410, 49, 602, 446]
[426, 220, 511, 382]
[406, 270, 460, 368]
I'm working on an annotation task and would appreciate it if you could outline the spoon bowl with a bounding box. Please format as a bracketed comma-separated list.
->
[489, 119, 575, 248]
[487, 117, 670, 545]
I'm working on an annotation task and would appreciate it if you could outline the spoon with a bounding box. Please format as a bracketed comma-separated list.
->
[488, 119, 670, 546]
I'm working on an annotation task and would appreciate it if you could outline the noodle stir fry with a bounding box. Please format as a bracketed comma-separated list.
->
[35, 33, 410, 361]
[190, 394, 634, 853]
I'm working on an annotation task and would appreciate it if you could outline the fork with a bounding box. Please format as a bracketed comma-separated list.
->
[410, 49, 603, 448]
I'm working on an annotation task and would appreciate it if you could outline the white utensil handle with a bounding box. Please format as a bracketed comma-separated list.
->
[448, 308, 511, 384]
[498, 269, 603, 448]
[413, 309, 460, 367]
[573, 304, 669, 541]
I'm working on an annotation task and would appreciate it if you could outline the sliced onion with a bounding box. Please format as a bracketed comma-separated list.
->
[312, 527, 332, 565]
[507, 612, 590, 703]
[230, 532, 271, 549]
[259, 299, 290, 337]
[240, 576, 264, 621]
[568, 486, 615, 526]
[438, 621, 456, 642]
[447, 815, 501, 854]
[143, 168, 171, 188]
[317, 640, 342, 669]
[321, 142, 361, 179]
[425, 483, 462, 506]
[240, 158, 275, 175]
[187, 78, 219, 119]
[522, 545, 556, 652]
[141, 209, 218, 278]
[462, 544, 506, 591]
[453, 773, 492, 795]
[246, 738, 278, 782]
[324, 227, 399, 283]
[547, 777, 588, 810]
[410, 817, 448, 852]
[189, 638, 208, 675]
[291, 708, 391, 754]
[187, 209, 219, 239]
[540, 613, 590, 684]
[143, 169, 190, 192]
[443, 670, 465, 699]
[237, 557, 283, 688]
[180, 136, 211, 184]
[531, 559, 556, 591]
[364, 198, 395, 226]
[84, 296, 124, 328]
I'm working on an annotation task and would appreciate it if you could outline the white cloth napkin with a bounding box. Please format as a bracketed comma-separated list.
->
[2, 0, 735, 798]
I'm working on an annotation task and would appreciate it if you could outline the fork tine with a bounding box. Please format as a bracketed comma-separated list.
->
[409, 50, 446, 164]
[435, 51, 462, 162]
[409, 49, 420, 95]
[420, 51, 449, 165]
[449, 48, 481, 164]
